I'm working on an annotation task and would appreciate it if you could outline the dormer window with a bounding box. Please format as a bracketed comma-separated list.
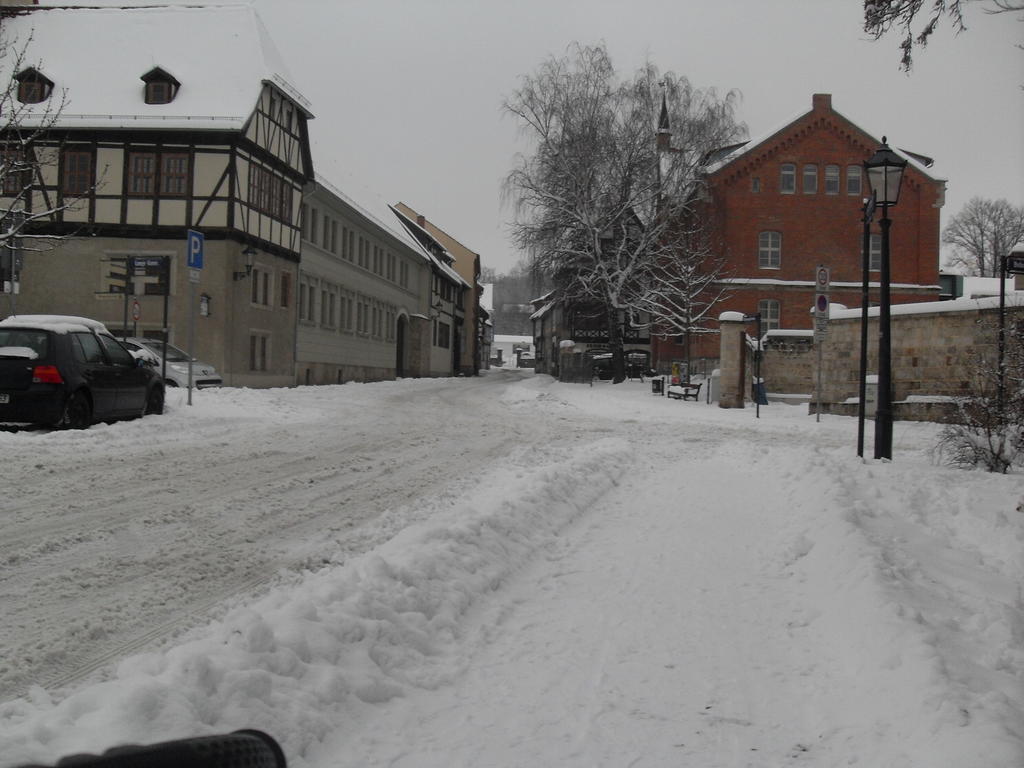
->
[141, 67, 180, 105]
[15, 68, 53, 104]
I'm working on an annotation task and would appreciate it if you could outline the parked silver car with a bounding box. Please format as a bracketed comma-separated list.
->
[121, 338, 223, 389]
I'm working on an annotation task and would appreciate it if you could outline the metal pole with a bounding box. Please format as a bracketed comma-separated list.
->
[187, 278, 195, 406]
[161, 256, 169, 386]
[998, 254, 1007, 416]
[874, 206, 893, 460]
[857, 198, 873, 457]
[755, 313, 762, 419]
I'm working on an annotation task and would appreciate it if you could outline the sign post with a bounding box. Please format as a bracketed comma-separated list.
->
[814, 265, 830, 423]
[186, 230, 204, 406]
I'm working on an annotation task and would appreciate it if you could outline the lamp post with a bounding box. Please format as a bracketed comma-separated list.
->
[864, 137, 907, 460]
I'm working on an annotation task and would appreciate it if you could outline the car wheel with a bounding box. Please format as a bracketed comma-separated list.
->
[145, 385, 165, 416]
[59, 390, 93, 430]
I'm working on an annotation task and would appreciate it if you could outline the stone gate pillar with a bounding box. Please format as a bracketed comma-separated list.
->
[718, 311, 747, 409]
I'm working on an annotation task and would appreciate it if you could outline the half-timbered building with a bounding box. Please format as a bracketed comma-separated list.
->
[0, 4, 313, 386]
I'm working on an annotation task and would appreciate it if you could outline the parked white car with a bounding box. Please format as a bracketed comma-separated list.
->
[121, 338, 223, 389]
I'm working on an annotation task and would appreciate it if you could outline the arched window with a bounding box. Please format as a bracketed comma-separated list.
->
[847, 165, 862, 195]
[758, 231, 782, 269]
[825, 165, 840, 194]
[779, 163, 795, 194]
[803, 164, 818, 194]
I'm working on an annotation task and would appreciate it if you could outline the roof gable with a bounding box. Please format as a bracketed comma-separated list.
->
[705, 93, 941, 186]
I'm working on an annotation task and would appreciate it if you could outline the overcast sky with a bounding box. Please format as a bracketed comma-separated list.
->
[42, 0, 1024, 274]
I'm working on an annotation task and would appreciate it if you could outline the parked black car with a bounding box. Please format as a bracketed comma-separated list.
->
[0, 315, 165, 429]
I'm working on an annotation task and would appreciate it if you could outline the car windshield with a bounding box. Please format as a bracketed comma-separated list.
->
[141, 340, 190, 362]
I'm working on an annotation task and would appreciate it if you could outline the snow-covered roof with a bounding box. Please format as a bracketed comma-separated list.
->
[311, 177, 432, 265]
[529, 299, 557, 321]
[0, 4, 311, 130]
[389, 206, 470, 289]
[0, 314, 110, 334]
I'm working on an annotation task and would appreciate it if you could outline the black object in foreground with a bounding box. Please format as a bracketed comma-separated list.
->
[14, 730, 286, 768]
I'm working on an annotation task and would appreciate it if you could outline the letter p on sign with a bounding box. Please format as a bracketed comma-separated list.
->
[187, 229, 204, 270]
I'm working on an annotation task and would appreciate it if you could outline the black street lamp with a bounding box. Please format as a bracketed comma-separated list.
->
[864, 137, 907, 460]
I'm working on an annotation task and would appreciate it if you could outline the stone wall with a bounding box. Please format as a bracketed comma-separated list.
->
[740, 295, 1024, 422]
[817, 297, 1022, 420]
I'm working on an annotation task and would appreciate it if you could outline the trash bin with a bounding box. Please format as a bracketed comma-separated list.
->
[751, 377, 768, 405]
[651, 376, 664, 395]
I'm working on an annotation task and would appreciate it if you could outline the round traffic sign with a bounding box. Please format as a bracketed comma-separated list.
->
[816, 266, 830, 290]
[131, 299, 141, 322]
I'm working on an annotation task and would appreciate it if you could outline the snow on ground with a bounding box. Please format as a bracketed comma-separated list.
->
[1, 370, 1022, 767]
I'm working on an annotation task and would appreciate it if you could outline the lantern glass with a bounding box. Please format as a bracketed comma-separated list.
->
[864, 139, 907, 206]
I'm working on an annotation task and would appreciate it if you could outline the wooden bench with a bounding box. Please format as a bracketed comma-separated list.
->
[667, 382, 702, 401]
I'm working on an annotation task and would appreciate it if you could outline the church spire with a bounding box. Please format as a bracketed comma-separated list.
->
[656, 89, 671, 151]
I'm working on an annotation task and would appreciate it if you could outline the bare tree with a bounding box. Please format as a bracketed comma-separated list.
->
[942, 197, 1024, 276]
[1, 27, 89, 306]
[503, 43, 743, 382]
[936, 315, 1024, 472]
[863, 0, 1024, 70]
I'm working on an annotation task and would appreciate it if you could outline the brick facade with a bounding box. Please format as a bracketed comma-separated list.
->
[655, 93, 945, 366]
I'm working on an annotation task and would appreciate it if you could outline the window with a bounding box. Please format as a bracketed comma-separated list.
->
[310, 208, 318, 244]
[249, 165, 290, 222]
[98, 334, 134, 367]
[331, 221, 338, 254]
[249, 334, 268, 371]
[847, 165, 862, 195]
[127, 150, 190, 197]
[160, 153, 188, 196]
[758, 299, 780, 331]
[802, 164, 817, 194]
[322, 216, 331, 249]
[400, 261, 409, 288]
[436, 320, 451, 349]
[779, 163, 795, 194]
[61, 150, 92, 196]
[251, 268, 271, 306]
[320, 289, 329, 325]
[128, 152, 156, 195]
[825, 165, 840, 195]
[71, 332, 104, 364]
[280, 272, 291, 308]
[141, 68, 179, 105]
[758, 231, 781, 269]
[2, 151, 24, 195]
[751, 177, 760, 193]
[869, 233, 882, 271]
[15, 68, 53, 104]
[341, 226, 349, 259]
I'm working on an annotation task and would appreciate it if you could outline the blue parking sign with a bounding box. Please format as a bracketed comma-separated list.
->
[187, 229, 204, 269]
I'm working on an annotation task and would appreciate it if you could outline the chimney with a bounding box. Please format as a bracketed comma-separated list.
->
[417, 215, 426, 229]
[812, 93, 832, 112]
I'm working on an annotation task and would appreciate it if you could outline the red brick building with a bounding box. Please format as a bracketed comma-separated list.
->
[654, 93, 945, 366]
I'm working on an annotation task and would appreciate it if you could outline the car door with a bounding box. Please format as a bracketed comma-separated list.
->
[97, 333, 147, 414]
[70, 331, 119, 417]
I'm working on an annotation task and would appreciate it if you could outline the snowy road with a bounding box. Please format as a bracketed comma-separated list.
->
[0, 370, 591, 700]
[1, 371, 1022, 767]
